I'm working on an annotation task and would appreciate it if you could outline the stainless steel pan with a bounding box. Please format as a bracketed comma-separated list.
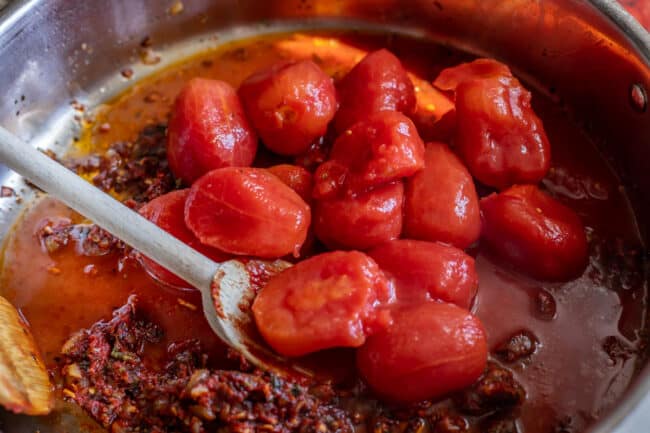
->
[0, 0, 648, 432]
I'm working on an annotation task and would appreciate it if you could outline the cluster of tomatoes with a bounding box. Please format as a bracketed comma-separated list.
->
[138, 50, 589, 403]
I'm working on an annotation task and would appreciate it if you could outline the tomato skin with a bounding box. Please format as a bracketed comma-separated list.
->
[184, 167, 310, 258]
[334, 49, 416, 133]
[267, 164, 314, 203]
[357, 302, 488, 403]
[139, 190, 229, 288]
[313, 182, 404, 250]
[252, 251, 393, 357]
[480, 185, 588, 281]
[167, 78, 257, 185]
[404, 142, 481, 249]
[455, 76, 551, 189]
[313, 112, 425, 199]
[368, 240, 477, 309]
[433, 58, 512, 92]
[239, 60, 337, 156]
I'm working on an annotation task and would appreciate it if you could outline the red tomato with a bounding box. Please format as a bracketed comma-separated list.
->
[139, 190, 229, 288]
[238, 60, 337, 156]
[252, 251, 393, 357]
[404, 142, 481, 249]
[368, 240, 477, 309]
[313, 112, 425, 199]
[357, 302, 488, 403]
[455, 76, 551, 189]
[480, 185, 588, 281]
[167, 78, 258, 185]
[333, 49, 416, 133]
[313, 182, 404, 250]
[185, 168, 310, 258]
[267, 164, 313, 203]
[433, 58, 512, 92]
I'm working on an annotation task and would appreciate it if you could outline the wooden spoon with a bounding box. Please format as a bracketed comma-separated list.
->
[0, 295, 53, 415]
[0, 126, 294, 375]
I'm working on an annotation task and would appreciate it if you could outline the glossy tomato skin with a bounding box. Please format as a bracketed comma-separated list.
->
[139, 190, 229, 288]
[455, 76, 551, 189]
[433, 58, 512, 92]
[252, 251, 394, 357]
[239, 60, 337, 156]
[267, 164, 313, 203]
[368, 240, 477, 309]
[334, 49, 416, 133]
[185, 167, 310, 258]
[404, 142, 481, 249]
[357, 302, 488, 403]
[480, 185, 588, 281]
[313, 112, 425, 199]
[167, 78, 257, 185]
[314, 182, 404, 250]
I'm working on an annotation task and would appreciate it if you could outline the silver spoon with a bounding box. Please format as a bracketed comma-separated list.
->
[0, 125, 297, 374]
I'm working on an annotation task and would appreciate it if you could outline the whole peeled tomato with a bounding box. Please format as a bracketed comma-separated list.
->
[239, 60, 337, 156]
[357, 302, 488, 404]
[334, 49, 416, 133]
[404, 142, 480, 249]
[480, 185, 588, 281]
[185, 167, 310, 258]
[313, 111, 425, 199]
[455, 76, 551, 189]
[139, 190, 229, 288]
[267, 164, 314, 203]
[313, 182, 404, 250]
[167, 78, 258, 184]
[368, 239, 478, 309]
[433, 58, 512, 92]
[252, 251, 393, 357]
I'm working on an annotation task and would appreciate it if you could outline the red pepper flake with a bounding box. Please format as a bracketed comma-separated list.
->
[1, 186, 15, 197]
[121, 68, 134, 79]
[140, 48, 161, 66]
[98, 123, 111, 133]
[70, 99, 86, 112]
[143, 91, 162, 103]
[47, 265, 62, 275]
[177, 298, 197, 311]
[140, 36, 153, 48]
[168, 1, 184, 15]
[62, 388, 76, 399]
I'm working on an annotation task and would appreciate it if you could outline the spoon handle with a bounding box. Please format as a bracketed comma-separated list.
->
[0, 126, 218, 293]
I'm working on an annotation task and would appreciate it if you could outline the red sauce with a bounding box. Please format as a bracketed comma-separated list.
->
[0, 32, 646, 433]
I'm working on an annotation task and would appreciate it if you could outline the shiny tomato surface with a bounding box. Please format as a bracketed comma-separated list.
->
[313, 111, 424, 199]
[433, 58, 512, 92]
[138, 190, 229, 288]
[167, 78, 258, 184]
[404, 142, 480, 249]
[267, 164, 314, 203]
[480, 185, 588, 281]
[357, 302, 487, 403]
[455, 76, 551, 189]
[239, 60, 337, 156]
[313, 182, 404, 250]
[252, 251, 393, 357]
[368, 239, 478, 309]
[185, 167, 310, 258]
[333, 49, 416, 133]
